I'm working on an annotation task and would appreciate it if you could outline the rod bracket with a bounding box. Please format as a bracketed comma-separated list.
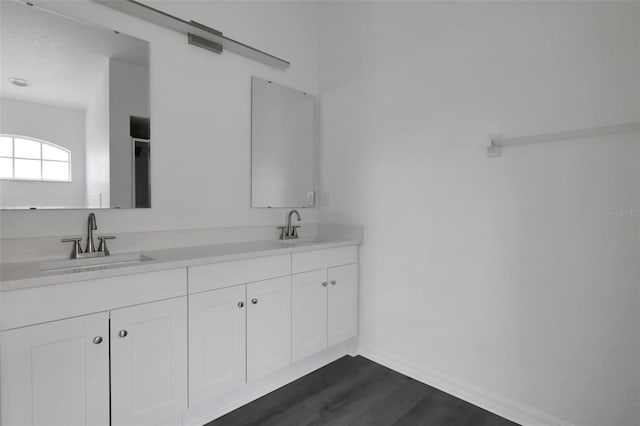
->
[486, 135, 502, 158]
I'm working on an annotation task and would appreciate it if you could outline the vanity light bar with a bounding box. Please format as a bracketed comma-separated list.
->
[91, 0, 290, 69]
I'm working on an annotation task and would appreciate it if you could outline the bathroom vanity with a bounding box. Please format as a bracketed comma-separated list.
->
[0, 238, 360, 426]
[1, 2, 344, 425]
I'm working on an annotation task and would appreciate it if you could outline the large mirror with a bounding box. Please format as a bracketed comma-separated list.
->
[251, 77, 316, 208]
[0, 1, 150, 209]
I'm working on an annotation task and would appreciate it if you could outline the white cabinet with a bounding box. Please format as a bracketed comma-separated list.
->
[1, 268, 186, 331]
[328, 263, 358, 346]
[0, 244, 359, 425]
[292, 246, 357, 274]
[0, 312, 110, 426]
[188, 254, 290, 293]
[0, 298, 188, 426]
[247, 276, 292, 381]
[189, 285, 246, 406]
[292, 269, 328, 362]
[110, 297, 188, 426]
[291, 263, 358, 362]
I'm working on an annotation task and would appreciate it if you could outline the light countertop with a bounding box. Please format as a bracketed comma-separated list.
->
[0, 237, 361, 292]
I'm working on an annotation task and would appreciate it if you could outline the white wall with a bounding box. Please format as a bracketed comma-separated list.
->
[3, 2, 639, 424]
[109, 58, 149, 208]
[0, 98, 86, 208]
[0, 0, 318, 238]
[318, 2, 640, 426]
[85, 62, 110, 208]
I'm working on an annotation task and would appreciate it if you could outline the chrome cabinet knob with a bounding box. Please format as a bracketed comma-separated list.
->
[93, 336, 103, 344]
[322, 282, 328, 287]
[118, 330, 128, 338]
[251, 298, 258, 304]
[238, 301, 245, 308]
[330, 280, 337, 285]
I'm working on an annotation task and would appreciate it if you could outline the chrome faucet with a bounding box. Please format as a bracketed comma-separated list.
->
[279, 210, 301, 240]
[86, 212, 97, 253]
[61, 212, 116, 259]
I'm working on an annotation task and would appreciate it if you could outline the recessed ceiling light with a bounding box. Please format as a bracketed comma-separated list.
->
[8, 77, 31, 87]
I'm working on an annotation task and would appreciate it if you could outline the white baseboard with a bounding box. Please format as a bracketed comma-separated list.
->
[181, 340, 572, 426]
[358, 345, 575, 426]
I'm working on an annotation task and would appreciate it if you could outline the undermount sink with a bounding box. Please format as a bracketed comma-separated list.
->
[279, 237, 324, 247]
[39, 253, 154, 272]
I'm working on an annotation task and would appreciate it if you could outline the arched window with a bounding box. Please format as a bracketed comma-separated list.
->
[0, 135, 71, 182]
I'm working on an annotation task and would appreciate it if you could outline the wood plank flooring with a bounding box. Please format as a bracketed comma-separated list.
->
[206, 355, 520, 426]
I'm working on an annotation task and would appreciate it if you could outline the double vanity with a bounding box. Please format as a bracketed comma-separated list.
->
[0, 236, 361, 426]
[1, 2, 339, 425]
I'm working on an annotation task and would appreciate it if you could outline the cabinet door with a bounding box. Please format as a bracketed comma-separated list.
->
[328, 263, 358, 346]
[292, 269, 328, 362]
[110, 297, 187, 426]
[0, 312, 109, 426]
[247, 276, 291, 381]
[189, 285, 246, 406]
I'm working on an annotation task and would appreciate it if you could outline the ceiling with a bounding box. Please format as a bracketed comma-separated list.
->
[0, 0, 149, 110]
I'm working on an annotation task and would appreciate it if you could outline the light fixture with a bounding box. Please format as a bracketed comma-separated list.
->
[92, 0, 289, 69]
[8, 77, 31, 87]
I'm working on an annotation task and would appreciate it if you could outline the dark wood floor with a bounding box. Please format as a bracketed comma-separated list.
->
[207, 355, 519, 426]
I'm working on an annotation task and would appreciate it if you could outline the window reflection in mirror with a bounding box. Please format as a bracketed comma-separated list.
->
[0, 135, 71, 182]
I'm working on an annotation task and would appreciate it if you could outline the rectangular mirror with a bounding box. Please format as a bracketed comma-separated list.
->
[251, 77, 316, 208]
[0, 1, 150, 209]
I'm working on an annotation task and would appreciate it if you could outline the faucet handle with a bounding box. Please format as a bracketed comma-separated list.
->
[61, 237, 83, 259]
[277, 226, 287, 240]
[97, 236, 116, 256]
[291, 225, 301, 239]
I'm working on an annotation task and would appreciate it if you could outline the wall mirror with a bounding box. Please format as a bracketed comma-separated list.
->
[251, 77, 316, 208]
[0, 1, 151, 209]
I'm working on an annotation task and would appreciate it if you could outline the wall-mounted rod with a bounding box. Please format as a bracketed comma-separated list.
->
[91, 0, 290, 69]
[487, 122, 640, 157]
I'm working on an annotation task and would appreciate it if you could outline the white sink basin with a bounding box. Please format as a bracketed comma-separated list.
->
[39, 253, 154, 272]
[279, 237, 324, 247]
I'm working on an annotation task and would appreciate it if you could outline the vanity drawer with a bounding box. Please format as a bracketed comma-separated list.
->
[188, 254, 291, 294]
[1, 268, 187, 331]
[292, 246, 358, 274]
